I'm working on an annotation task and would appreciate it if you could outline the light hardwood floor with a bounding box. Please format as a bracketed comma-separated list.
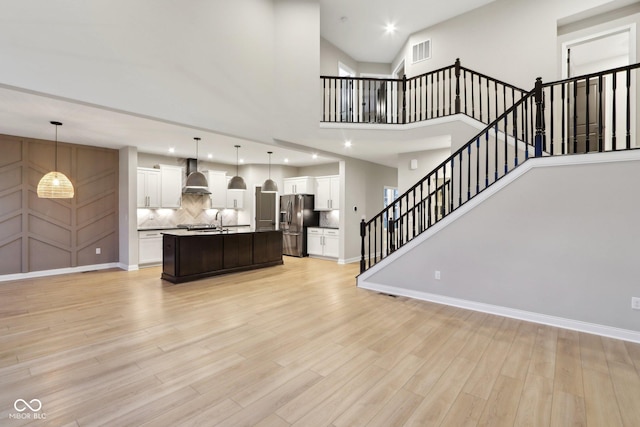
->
[1, 257, 639, 426]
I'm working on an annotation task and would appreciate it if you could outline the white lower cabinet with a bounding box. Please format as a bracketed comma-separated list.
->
[138, 230, 163, 266]
[307, 228, 339, 258]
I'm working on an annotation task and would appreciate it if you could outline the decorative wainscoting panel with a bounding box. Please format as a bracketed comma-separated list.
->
[0, 134, 119, 275]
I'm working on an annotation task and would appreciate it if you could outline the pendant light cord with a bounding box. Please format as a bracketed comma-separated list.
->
[54, 124, 58, 171]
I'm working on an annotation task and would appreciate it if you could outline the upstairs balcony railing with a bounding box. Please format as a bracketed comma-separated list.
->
[359, 62, 640, 274]
[321, 59, 528, 126]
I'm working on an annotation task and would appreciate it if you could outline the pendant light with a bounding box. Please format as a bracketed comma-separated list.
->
[183, 137, 211, 194]
[37, 121, 74, 199]
[227, 145, 246, 190]
[262, 151, 278, 193]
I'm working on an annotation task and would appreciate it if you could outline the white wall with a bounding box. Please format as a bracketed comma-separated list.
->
[341, 158, 397, 263]
[298, 162, 340, 176]
[273, 0, 321, 142]
[0, 0, 277, 144]
[118, 146, 138, 270]
[392, 0, 617, 88]
[398, 148, 451, 194]
[321, 38, 359, 76]
[361, 153, 640, 336]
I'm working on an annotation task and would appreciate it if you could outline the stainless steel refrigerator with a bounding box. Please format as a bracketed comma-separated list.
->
[280, 194, 319, 257]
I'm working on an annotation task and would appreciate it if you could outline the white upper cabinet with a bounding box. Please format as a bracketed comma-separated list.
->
[160, 165, 182, 208]
[206, 171, 228, 209]
[283, 176, 314, 194]
[137, 168, 161, 208]
[314, 175, 340, 210]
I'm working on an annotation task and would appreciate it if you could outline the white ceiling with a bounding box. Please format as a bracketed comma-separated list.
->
[319, 0, 497, 63]
[0, 1, 497, 169]
[0, 85, 340, 167]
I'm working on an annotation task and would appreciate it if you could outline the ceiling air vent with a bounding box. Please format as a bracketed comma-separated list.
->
[412, 39, 431, 63]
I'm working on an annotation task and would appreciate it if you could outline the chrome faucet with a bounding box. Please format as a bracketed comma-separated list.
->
[214, 210, 223, 230]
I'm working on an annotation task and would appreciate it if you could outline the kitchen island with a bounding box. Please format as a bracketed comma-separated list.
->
[161, 229, 283, 283]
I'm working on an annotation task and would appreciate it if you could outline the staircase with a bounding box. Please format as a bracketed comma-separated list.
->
[350, 61, 640, 274]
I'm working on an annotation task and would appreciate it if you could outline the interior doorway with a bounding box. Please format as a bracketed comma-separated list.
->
[255, 186, 276, 231]
[562, 25, 634, 152]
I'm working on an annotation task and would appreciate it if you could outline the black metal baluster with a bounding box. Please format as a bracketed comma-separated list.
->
[494, 123, 499, 182]
[548, 86, 553, 156]
[449, 68, 453, 115]
[413, 79, 418, 122]
[450, 158, 455, 213]
[478, 75, 483, 122]
[455, 59, 461, 114]
[494, 81, 498, 122]
[373, 220, 377, 264]
[626, 69, 631, 149]
[434, 168, 439, 222]
[486, 77, 490, 122]
[441, 164, 446, 217]
[513, 101, 518, 167]
[463, 70, 468, 115]
[367, 222, 371, 268]
[612, 72, 617, 150]
[523, 91, 528, 151]
[598, 74, 603, 152]
[467, 144, 472, 201]
[561, 83, 566, 154]
[425, 75, 429, 121]
[525, 95, 530, 160]
[458, 151, 463, 207]
[573, 81, 578, 153]
[322, 78, 326, 122]
[585, 78, 590, 152]
[504, 108, 509, 175]
[471, 73, 476, 119]
[419, 77, 423, 121]
[430, 73, 434, 119]
[475, 137, 480, 195]
[332, 78, 337, 122]
[485, 129, 489, 189]
[427, 176, 432, 227]
[420, 183, 424, 232]
[437, 71, 441, 117]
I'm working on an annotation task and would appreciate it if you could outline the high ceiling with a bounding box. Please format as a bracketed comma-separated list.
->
[320, 0, 496, 63]
[0, 1, 502, 168]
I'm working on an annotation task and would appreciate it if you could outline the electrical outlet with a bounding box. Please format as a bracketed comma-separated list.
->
[96, 248, 101, 255]
[435, 270, 441, 280]
[632, 297, 640, 310]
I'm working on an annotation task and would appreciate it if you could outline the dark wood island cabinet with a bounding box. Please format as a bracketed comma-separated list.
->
[161, 230, 283, 283]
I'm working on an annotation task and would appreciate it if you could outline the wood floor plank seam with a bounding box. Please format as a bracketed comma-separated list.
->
[0, 258, 638, 426]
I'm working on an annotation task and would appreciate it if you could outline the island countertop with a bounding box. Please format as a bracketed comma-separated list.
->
[161, 229, 283, 284]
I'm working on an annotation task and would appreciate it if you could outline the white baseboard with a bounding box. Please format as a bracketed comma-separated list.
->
[118, 263, 139, 271]
[339, 256, 361, 265]
[357, 281, 640, 344]
[0, 263, 124, 283]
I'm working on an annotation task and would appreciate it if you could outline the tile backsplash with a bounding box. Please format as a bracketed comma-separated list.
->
[137, 194, 238, 228]
[319, 210, 340, 228]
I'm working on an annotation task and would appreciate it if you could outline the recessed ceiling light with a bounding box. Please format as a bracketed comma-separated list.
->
[207, 153, 212, 159]
[284, 158, 289, 163]
[385, 23, 396, 34]
[344, 140, 352, 148]
[312, 153, 318, 159]
[239, 158, 245, 164]
[168, 147, 175, 153]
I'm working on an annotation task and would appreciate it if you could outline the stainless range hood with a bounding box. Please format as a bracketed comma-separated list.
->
[182, 158, 211, 194]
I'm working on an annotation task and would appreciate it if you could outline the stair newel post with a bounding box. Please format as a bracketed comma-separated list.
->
[360, 219, 366, 274]
[534, 77, 545, 157]
[402, 74, 408, 124]
[454, 58, 461, 114]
